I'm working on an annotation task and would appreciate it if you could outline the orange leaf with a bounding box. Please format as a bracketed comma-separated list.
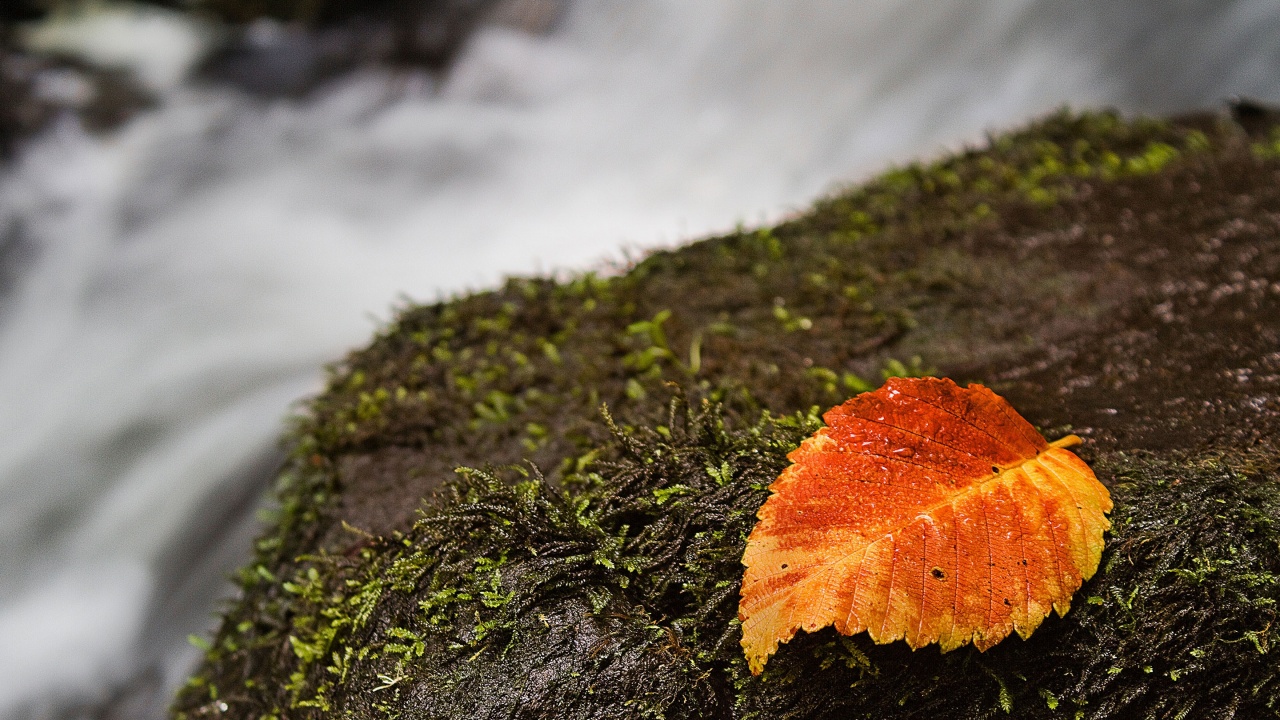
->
[738, 377, 1111, 675]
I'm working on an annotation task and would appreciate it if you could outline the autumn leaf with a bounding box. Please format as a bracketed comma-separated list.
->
[738, 377, 1111, 675]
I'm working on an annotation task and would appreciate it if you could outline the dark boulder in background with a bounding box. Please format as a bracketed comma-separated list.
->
[193, 0, 512, 96]
[0, 0, 561, 154]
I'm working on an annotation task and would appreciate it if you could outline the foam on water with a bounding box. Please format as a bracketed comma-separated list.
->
[0, 0, 1277, 715]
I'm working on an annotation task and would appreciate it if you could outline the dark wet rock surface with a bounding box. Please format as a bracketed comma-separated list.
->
[174, 110, 1280, 719]
[965, 136, 1280, 454]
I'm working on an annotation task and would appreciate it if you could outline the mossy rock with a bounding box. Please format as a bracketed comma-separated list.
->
[173, 109, 1280, 719]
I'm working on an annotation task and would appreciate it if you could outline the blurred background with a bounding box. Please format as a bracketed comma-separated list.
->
[0, 1, 1277, 718]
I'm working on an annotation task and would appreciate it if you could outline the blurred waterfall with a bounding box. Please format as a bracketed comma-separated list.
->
[0, 1, 1277, 716]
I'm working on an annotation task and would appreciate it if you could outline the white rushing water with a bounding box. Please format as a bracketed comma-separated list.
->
[1, 1, 1278, 716]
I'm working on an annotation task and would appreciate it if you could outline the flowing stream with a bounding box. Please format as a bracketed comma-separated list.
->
[1, 1, 1277, 716]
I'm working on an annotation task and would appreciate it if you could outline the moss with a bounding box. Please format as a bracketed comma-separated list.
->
[183, 400, 1280, 719]
[174, 108, 1280, 718]
[1253, 126, 1280, 160]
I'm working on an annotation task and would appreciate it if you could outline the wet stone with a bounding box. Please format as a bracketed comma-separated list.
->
[175, 109, 1280, 720]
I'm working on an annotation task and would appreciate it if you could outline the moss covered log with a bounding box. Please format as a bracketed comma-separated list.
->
[173, 109, 1280, 719]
